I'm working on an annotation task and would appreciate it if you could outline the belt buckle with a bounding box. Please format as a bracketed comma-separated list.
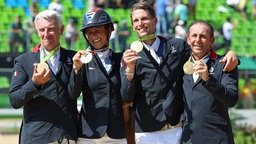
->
[162, 122, 183, 130]
[162, 123, 170, 130]
[58, 135, 75, 144]
[57, 135, 64, 143]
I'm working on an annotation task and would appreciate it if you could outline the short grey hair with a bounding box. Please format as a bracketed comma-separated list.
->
[34, 10, 63, 29]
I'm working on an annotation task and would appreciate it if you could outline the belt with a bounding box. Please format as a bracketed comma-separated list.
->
[48, 135, 76, 144]
[162, 122, 183, 130]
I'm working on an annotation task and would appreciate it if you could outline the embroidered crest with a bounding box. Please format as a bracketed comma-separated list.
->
[89, 67, 95, 70]
[14, 71, 18, 76]
[209, 67, 214, 74]
[171, 44, 177, 53]
[67, 57, 72, 65]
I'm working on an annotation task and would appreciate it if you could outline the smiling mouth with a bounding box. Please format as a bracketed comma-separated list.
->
[44, 38, 54, 41]
[93, 39, 100, 43]
[139, 27, 148, 32]
[137, 29, 149, 36]
[194, 45, 202, 48]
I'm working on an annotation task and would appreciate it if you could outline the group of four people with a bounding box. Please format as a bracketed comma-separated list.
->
[9, 2, 239, 144]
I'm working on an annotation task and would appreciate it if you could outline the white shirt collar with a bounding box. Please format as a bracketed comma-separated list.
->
[44, 48, 60, 61]
[45, 48, 60, 75]
[97, 49, 112, 73]
[142, 37, 160, 52]
[192, 53, 210, 64]
[97, 49, 110, 60]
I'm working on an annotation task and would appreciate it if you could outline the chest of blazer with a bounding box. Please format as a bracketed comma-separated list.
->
[9, 47, 78, 143]
[182, 55, 238, 144]
[71, 51, 125, 139]
[121, 37, 191, 132]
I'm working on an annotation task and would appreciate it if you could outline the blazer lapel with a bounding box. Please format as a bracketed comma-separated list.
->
[162, 40, 170, 59]
[184, 74, 194, 85]
[56, 48, 72, 75]
[56, 49, 63, 75]
[109, 52, 117, 75]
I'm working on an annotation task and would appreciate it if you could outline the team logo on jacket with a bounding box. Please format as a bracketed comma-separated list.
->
[209, 67, 215, 74]
[89, 67, 95, 70]
[67, 57, 72, 65]
[171, 44, 177, 53]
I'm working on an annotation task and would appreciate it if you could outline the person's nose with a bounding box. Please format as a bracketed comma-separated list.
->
[195, 36, 201, 42]
[43, 29, 50, 37]
[138, 19, 144, 26]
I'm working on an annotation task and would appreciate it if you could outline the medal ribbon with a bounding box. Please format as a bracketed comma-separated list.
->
[40, 45, 60, 63]
[87, 47, 109, 54]
[139, 33, 156, 41]
[190, 53, 210, 63]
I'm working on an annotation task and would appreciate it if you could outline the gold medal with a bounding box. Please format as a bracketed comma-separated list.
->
[183, 52, 210, 74]
[80, 52, 93, 63]
[37, 62, 49, 73]
[130, 40, 143, 53]
[183, 61, 194, 74]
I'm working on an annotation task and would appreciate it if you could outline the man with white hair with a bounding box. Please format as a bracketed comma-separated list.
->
[9, 10, 77, 144]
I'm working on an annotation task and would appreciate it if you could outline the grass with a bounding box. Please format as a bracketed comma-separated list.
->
[0, 127, 20, 134]
[0, 105, 255, 142]
[0, 118, 21, 134]
[234, 130, 256, 144]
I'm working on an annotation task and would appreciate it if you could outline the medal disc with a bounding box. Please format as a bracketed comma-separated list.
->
[80, 53, 93, 63]
[37, 62, 49, 73]
[183, 61, 194, 74]
[130, 41, 143, 53]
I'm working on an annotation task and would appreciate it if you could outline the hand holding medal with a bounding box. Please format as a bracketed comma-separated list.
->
[130, 33, 157, 53]
[37, 62, 50, 74]
[37, 45, 59, 74]
[183, 61, 195, 74]
[34, 62, 50, 85]
[130, 40, 143, 53]
[183, 53, 209, 74]
[80, 52, 93, 63]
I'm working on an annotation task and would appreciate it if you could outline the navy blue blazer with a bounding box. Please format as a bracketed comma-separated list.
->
[181, 50, 238, 144]
[69, 49, 125, 139]
[121, 37, 191, 132]
[9, 45, 78, 144]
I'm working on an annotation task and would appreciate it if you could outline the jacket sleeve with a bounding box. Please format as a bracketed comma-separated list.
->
[120, 60, 136, 103]
[8, 57, 41, 109]
[203, 66, 238, 107]
[68, 68, 83, 100]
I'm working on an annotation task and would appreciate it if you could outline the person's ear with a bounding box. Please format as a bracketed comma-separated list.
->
[60, 25, 64, 34]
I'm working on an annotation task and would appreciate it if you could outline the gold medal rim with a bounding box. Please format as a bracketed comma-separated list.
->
[37, 62, 49, 73]
[183, 61, 194, 74]
[80, 53, 93, 63]
[131, 41, 143, 53]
